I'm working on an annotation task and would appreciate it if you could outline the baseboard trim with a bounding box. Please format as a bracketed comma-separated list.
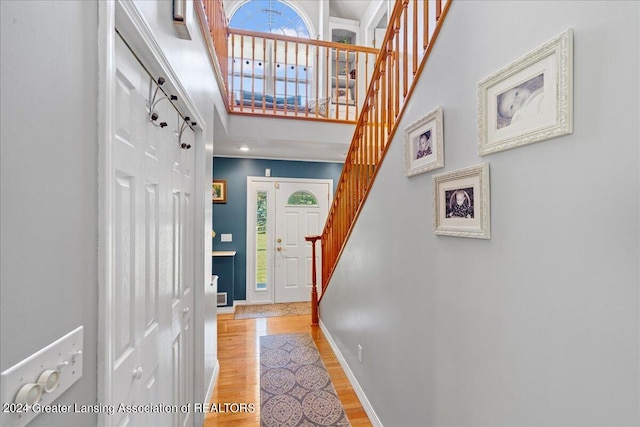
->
[217, 300, 246, 314]
[319, 320, 383, 427]
[217, 306, 235, 314]
[205, 359, 220, 405]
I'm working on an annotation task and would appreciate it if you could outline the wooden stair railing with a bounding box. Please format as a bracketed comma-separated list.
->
[319, 0, 452, 300]
[196, 0, 230, 111]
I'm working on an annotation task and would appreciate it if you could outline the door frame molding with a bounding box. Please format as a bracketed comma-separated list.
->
[245, 177, 333, 305]
[98, 1, 208, 425]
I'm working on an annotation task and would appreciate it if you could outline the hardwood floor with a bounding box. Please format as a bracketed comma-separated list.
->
[204, 313, 372, 426]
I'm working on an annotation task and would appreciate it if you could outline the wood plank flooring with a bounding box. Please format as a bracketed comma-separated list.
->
[204, 313, 372, 426]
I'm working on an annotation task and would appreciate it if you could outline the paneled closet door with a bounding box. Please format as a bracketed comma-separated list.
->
[170, 120, 195, 427]
[111, 35, 163, 427]
[109, 35, 194, 427]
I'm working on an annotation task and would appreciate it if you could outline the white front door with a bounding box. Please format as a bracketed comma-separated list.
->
[246, 178, 331, 305]
[107, 35, 195, 427]
[274, 181, 330, 303]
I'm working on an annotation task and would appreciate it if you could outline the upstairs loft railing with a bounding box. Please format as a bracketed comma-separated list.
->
[196, 0, 378, 122]
[319, 0, 452, 296]
[227, 30, 378, 122]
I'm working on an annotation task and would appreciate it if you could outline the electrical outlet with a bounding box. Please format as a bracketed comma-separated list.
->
[357, 344, 363, 363]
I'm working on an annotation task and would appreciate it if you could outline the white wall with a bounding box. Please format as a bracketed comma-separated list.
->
[0, 2, 100, 426]
[1, 1, 218, 426]
[320, 1, 639, 426]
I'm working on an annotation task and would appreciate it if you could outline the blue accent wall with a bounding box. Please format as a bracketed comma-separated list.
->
[212, 157, 343, 302]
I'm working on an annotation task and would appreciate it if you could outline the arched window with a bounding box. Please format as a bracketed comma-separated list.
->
[229, 0, 310, 38]
[287, 191, 318, 206]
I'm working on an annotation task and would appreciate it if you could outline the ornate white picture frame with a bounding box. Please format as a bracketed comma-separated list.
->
[433, 163, 490, 239]
[478, 29, 573, 155]
[404, 106, 444, 177]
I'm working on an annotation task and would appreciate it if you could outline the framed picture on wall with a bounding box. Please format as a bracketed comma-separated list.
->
[478, 29, 573, 155]
[404, 106, 444, 176]
[433, 163, 490, 239]
[212, 179, 227, 203]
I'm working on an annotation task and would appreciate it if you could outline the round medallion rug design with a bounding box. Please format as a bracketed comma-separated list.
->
[260, 333, 350, 426]
[262, 348, 291, 368]
[302, 390, 345, 425]
[290, 345, 320, 365]
[262, 368, 297, 394]
[261, 394, 303, 427]
[295, 365, 330, 391]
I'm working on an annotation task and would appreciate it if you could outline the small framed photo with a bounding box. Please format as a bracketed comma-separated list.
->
[478, 29, 573, 155]
[433, 163, 490, 239]
[212, 179, 227, 203]
[404, 106, 444, 177]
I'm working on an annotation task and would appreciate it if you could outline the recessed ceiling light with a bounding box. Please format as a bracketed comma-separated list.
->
[239, 146, 250, 152]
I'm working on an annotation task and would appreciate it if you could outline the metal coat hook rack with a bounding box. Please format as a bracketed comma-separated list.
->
[178, 115, 197, 149]
[148, 76, 177, 128]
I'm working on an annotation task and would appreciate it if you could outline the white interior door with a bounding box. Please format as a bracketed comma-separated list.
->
[171, 131, 195, 427]
[111, 36, 164, 427]
[274, 181, 330, 303]
[108, 35, 195, 427]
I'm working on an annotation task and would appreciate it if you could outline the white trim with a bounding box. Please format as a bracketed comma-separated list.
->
[214, 154, 345, 164]
[205, 359, 220, 405]
[319, 319, 383, 427]
[217, 306, 236, 314]
[216, 299, 247, 314]
[115, 0, 205, 129]
[97, 2, 115, 425]
[364, 0, 388, 47]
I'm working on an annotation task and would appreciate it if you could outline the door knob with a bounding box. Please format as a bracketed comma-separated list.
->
[277, 238, 282, 243]
[277, 247, 282, 251]
[183, 307, 190, 315]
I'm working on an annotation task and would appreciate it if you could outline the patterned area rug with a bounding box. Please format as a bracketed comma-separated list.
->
[234, 302, 311, 319]
[260, 333, 350, 427]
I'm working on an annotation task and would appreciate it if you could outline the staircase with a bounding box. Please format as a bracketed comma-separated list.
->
[196, 0, 452, 314]
[319, 0, 452, 298]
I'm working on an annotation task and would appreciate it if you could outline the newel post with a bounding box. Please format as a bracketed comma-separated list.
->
[305, 235, 321, 325]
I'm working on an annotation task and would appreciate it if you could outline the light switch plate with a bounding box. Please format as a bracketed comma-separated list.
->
[1, 326, 83, 427]
[221, 234, 232, 242]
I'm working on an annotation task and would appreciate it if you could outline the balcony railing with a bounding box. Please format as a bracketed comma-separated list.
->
[228, 29, 378, 122]
[196, 0, 378, 122]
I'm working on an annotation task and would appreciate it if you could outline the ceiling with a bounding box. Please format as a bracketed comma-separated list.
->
[213, 113, 356, 163]
[329, 0, 375, 22]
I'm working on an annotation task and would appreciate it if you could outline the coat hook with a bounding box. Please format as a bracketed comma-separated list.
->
[178, 115, 192, 149]
[148, 76, 177, 127]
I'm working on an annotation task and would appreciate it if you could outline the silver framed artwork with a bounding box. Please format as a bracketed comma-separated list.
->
[478, 29, 573, 155]
[433, 163, 490, 239]
[404, 106, 444, 176]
